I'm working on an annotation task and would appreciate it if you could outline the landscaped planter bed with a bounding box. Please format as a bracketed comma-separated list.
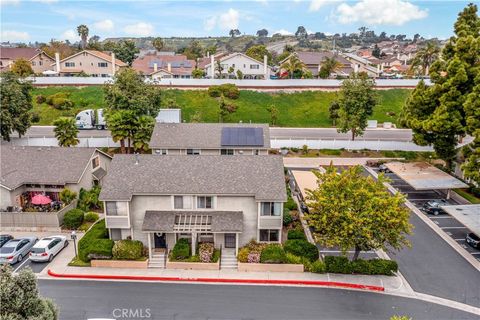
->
[91, 259, 148, 269]
[166, 259, 219, 270]
[238, 262, 304, 272]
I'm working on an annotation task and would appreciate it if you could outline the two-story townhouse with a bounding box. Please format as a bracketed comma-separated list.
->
[132, 52, 195, 79]
[281, 51, 355, 78]
[0, 48, 55, 74]
[149, 123, 270, 156]
[0, 146, 111, 211]
[51, 50, 127, 77]
[99, 155, 287, 259]
[204, 52, 271, 79]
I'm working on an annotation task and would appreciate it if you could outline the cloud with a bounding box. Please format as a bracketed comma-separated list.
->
[274, 29, 293, 36]
[93, 19, 114, 32]
[309, 0, 329, 12]
[0, 30, 30, 42]
[123, 22, 154, 37]
[33, 0, 59, 3]
[335, 0, 428, 26]
[204, 8, 239, 31]
[61, 29, 80, 42]
[0, 0, 20, 6]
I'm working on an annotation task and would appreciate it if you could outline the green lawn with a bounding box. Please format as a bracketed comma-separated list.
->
[32, 86, 411, 127]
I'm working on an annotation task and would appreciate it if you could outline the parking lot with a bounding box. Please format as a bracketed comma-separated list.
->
[373, 168, 480, 262]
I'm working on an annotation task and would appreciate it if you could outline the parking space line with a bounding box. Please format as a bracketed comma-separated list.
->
[469, 252, 480, 255]
[440, 227, 468, 229]
[454, 239, 466, 241]
[13, 257, 30, 273]
[429, 216, 454, 219]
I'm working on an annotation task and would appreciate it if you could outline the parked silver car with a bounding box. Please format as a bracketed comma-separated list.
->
[0, 237, 38, 264]
[30, 236, 68, 262]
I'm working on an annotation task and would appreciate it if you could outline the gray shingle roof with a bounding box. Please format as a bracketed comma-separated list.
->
[0, 146, 97, 190]
[149, 123, 270, 149]
[142, 211, 243, 232]
[99, 155, 286, 201]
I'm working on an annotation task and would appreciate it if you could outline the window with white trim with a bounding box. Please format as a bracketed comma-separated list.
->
[250, 64, 259, 69]
[65, 62, 75, 67]
[220, 149, 234, 155]
[98, 62, 108, 68]
[155, 149, 168, 155]
[260, 229, 279, 242]
[91, 156, 100, 169]
[260, 202, 281, 216]
[174, 196, 192, 209]
[197, 196, 213, 209]
[186, 149, 201, 155]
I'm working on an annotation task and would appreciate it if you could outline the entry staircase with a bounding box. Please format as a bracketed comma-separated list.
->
[148, 249, 166, 268]
[220, 248, 238, 270]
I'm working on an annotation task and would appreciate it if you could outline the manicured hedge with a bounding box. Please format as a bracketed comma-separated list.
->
[84, 212, 99, 223]
[170, 238, 190, 260]
[63, 209, 84, 229]
[78, 219, 113, 262]
[287, 229, 306, 240]
[284, 239, 319, 262]
[260, 244, 286, 264]
[112, 240, 144, 260]
[324, 256, 398, 275]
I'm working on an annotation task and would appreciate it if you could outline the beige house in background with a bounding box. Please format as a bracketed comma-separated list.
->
[0, 48, 55, 74]
[51, 50, 127, 77]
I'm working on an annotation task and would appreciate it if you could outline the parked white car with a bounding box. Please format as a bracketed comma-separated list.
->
[30, 236, 68, 262]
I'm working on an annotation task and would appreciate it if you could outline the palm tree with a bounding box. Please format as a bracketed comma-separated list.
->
[106, 110, 136, 154]
[133, 115, 155, 152]
[77, 24, 89, 49]
[280, 55, 306, 79]
[53, 117, 79, 147]
[411, 41, 440, 76]
[319, 57, 342, 79]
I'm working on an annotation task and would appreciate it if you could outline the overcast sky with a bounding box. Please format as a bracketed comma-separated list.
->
[0, 0, 473, 43]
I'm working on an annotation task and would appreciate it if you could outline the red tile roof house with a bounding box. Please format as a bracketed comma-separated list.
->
[0, 47, 55, 74]
[281, 51, 354, 78]
[132, 52, 196, 79]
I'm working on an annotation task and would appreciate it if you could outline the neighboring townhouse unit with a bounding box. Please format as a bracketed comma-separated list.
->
[203, 52, 271, 79]
[132, 52, 195, 79]
[283, 51, 354, 78]
[149, 123, 271, 155]
[99, 154, 287, 257]
[0, 47, 55, 74]
[339, 53, 381, 78]
[0, 146, 111, 211]
[51, 50, 127, 77]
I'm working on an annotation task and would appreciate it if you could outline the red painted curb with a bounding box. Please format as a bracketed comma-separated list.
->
[47, 269, 384, 292]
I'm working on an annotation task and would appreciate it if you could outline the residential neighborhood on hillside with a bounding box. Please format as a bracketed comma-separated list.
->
[1, 1, 479, 320]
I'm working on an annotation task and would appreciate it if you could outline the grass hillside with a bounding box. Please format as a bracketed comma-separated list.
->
[31, 86, 411, 127]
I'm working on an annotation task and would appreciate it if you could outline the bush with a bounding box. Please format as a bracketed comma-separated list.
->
[112, 240, 144, 260]
[287, 229, 306, 240]
[324, 256, 398, 275]
[285, 253, 303, 264]
[84, 212, 99, 223]
[309, 260, 326, 273]
[283, 209, 293, 226]
[78, 220, 113, 262]
[247, 252, 260, 263]
[285, 198, 297, 211]
[207, 85, 222, 98]
[237, 247, 250, 263]
[63, 209, 84, 229]
[46, 92, 69, 105]
[77, 186, 102, 211]
[207, 84, 240, 99]
[284, 239, 319, 262]
[199, 243, 214, 263]
[30, 112, 40, 123]
[260, 244, 286, 264]
[36, 95, 46, 104]
[170, 238, 190, 260]
[59, 188, 77, 204]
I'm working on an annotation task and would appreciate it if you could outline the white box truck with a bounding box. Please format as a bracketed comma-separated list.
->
[75, 109, 106, 130]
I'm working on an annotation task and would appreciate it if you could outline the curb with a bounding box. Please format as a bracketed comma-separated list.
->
[47, 269, 384, 292]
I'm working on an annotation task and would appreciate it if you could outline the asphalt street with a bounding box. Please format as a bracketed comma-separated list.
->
[21, 126, 414, 141]
[38, 280, 478, 320]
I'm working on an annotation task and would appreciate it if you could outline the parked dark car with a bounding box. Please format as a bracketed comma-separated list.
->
[466, 233, 480, 249]
[300, 202, 309, 214]
[0, 235, 13, 248]
[378, 164, 391, 173]
[422, 200, 448, 215]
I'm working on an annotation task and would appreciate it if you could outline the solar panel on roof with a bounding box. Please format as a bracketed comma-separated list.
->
[221, 127, 264, 147]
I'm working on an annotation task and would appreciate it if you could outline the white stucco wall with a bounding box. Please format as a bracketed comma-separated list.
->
[205, 54, 270, 78]
[0, 186, 12, 210]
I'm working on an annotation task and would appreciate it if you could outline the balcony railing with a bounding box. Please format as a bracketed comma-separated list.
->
[105, 215, 130, 229]
[258, 216, 282, 229]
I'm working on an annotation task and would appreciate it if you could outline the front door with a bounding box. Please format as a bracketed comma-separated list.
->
[154, 233, 166, 248]
[224, 233, 236, 248]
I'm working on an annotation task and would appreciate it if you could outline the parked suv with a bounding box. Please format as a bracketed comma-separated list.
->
[0, 237, 37, 264]
[466, 233, 480, 249]
[378, 164, 391, 173]
[0, 235, 13, 248]
[30, 236, 68, 262]
[422, 200, 448, 215]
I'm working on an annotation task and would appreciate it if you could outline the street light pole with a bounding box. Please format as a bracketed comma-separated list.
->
[71, 231, 77, 259]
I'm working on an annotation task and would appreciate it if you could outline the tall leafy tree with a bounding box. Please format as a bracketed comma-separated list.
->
[328, 100, 340, 126]
[256, 29, 268, 37]
[77, 24, 89, 49]
[295, 26, 307, 39]
[410, 41, 440, 76]
[1, 265, 58, 319]
[401, 4, 479, 169]
[229, 29, 241, 38]
[335, 73, 378, 140]
[53, 117, 79, 147]
[111, 40, 139, 66]
[152, 37, 164, 52]
[133, 115, 155, 152]
[280, 55, 306, 79]
[183, 40, 204, 60]
[319, 57, 342, 79]
[266, 104, 279, 126]
[462, 73, 480, 184]
[0, 72, 33, 141]
[306, 165, 412, 261]
[372, 44, 381, 58]
[218, 96, 237, 122]
[11, 58, 34, 77]
[245, 45, 272, 64]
